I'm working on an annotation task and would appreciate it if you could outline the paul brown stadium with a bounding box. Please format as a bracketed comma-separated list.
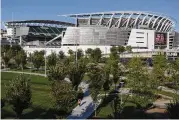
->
[1, 11, 179, 59]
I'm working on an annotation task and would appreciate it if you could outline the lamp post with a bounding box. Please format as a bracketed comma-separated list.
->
[120, 81, 124, 105]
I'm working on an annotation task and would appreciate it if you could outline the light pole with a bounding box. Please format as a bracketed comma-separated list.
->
[120, 81, 124, 105]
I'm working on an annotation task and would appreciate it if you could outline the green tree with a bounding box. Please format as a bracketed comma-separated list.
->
[111, 60, 122, 90]
[87, 63, 104, 101]
[68, 58, 87, 90]
[90, 48, 102, 63]
[85, 48, 93, 56]
[127, 57, 154, 108]
[2, 49, 13, 68]
[152, 54, 167, 87]
[127, 57, 151, 92]
[110, 96, 121, 118]
[118, 45, 125, 54]
[14, 50, 27, 70]
[59, 50, 65, 59]
[125, 46, 132, 53]
[5, 74, 31, 118]
[31, 51, 44, 70]
[47, 52, 57, 67]
[76, 49, 84, 59]
[11, 45, 22, 57]
[68, 49, 74, 56]
[166, 58, 179, 93]
[51, 80, 77, 114]
[47, 63, 67, 81]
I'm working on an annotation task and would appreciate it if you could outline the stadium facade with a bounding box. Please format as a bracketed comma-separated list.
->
[2, 11, 179, 59]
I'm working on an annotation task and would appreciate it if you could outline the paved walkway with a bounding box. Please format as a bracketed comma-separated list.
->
[67, 82, 96, 119]
[158, 86, 179, 95]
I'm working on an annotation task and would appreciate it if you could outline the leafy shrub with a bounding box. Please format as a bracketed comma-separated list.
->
[166, 99, 179, 118]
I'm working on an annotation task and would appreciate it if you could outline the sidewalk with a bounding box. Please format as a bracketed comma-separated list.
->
[67, 82, 96, 119]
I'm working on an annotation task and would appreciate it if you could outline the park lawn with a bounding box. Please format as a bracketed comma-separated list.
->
[9, 68, 45, 74]
[1, 72, 55, 119]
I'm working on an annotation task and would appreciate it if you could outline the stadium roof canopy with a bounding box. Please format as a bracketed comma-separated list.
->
[60, 11, 176, 32]
[5, 20, 75, 28]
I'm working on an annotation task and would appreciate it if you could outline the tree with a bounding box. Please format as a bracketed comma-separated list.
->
[47, 63, 68, 81]
[110, 96, 121, 118]
[2, 49, 13, 68]
[125, 46, 132, 53]
[85, 48, 93, 56]
[118, 45, 125, 54]
[59, 50, 65, 59]
[152, 54, 167, 87]
[76, 49, 84, 59]
[111, 60, 122, 90]
[68, 49, 74, 56]
[51, 80, 77, 113]
[47, 52, 57, 67]
[5, 74, 31, 118]
[68, 58, 87, 91]
[14, 50, 27, 70]
[166, 58, 179, 93]
[11, 45, 22, 57]
[127, 57, 154, 108]
[110, 46, 119, 60]
[31, 51, 44, 70]
[87, 63, 104, 101]
[90, 48, 102, 63]
[103, 75, 110, 98]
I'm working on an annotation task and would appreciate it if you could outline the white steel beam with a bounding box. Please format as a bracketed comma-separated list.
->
[141, 14, 148, 25]
[117, 13, 124, 28]
[126, 13, 133, 28]
[109, 13, 115, 28]
[165, 23, 173, 32]
[163, 21, 171, 32]
[159, 19, 169, 32]
[152, 15, 161, 28]
[134, 13, 141, 27]
[156, 17, 165, 31]
[147, 15, 155, 27]
[98, 14, 104, 25]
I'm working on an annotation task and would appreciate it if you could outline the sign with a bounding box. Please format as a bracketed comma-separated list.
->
[155, 32, 167, 45]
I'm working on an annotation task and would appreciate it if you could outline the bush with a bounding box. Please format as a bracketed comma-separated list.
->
[5, 74, 32, 118]
[166, 99, 179, 118]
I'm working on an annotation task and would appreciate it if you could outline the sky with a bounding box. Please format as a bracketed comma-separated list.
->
[2, 0, 179, 31]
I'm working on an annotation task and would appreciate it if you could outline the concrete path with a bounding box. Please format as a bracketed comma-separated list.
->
[158, 86, 179, 95]
[67, 82, 96, 119]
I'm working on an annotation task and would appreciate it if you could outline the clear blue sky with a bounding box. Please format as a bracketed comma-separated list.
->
[2, 0, 179, 31]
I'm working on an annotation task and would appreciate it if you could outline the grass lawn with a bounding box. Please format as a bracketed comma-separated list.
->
[1, 72, 56, 119]
[9, 68, 45, 74]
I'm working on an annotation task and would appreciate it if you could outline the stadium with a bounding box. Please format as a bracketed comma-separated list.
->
[2, 11, 179, 58]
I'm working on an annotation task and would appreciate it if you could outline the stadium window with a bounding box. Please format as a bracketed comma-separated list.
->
[136, 32, 144, 34]
[136, 42, 144, 43]
[136, 37, 144, 38]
